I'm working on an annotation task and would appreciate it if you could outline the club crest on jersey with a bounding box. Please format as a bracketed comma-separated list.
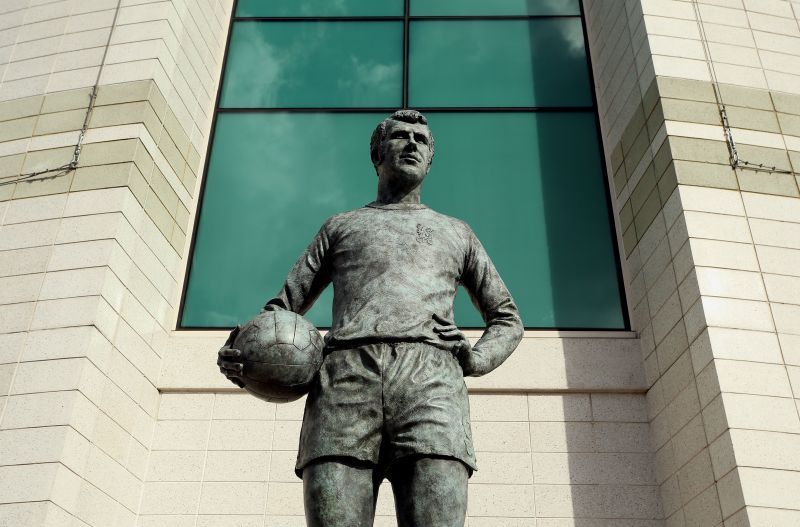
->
[416, 224, 433, 245]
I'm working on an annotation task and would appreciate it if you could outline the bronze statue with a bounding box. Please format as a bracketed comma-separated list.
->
[219, 110, 523, 526]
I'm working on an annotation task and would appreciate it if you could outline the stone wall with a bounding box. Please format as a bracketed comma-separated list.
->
[149, 329, 659, 525]
[586, 0, 800, 525]
[0, 1, 232, 525]
[140, 388, 658, 526]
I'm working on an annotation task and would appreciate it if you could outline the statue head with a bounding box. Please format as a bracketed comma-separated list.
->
[370, 110, 435, 189]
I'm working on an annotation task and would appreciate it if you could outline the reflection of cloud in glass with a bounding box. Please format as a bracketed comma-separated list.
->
[553, 18, 585, 57]
[228, 24, 286, 107]
[338, 56, 402, 100]
[185, 112, 381, 327]
[288, 0, 378, 16]
[223, 22, 402, 108]
[232, 114, 356, 234]
[409, 19, 591, 110]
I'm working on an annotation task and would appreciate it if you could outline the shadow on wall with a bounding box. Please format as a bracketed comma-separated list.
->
[544, 339, 661, 523]
[529, 9, 663, 525]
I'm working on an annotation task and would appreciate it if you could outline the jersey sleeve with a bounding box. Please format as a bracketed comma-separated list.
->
[461, 227, 524, 375]
[263, 219, 333, 315]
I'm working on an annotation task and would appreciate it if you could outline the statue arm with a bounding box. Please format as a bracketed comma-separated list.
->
[219, 223, 331, 388]
[263, 222, 333, 315]
[459, 229, 524, 376]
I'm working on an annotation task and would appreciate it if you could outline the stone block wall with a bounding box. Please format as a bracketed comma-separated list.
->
[150, 330, 661, 526]
[587, 0, 800, 525]
[140, 390, 659, 527]
[0, 1, 232, 525]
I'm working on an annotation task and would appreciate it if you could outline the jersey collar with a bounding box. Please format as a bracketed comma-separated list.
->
[366, 201, 429, 211]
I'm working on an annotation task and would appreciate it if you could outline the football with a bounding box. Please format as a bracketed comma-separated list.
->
[232, 309, 324, 403]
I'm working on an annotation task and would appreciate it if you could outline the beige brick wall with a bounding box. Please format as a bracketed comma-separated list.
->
[152, 330, 660, 524]
[140, 391, 660, 527]
[588, 0, 800, 525]
[0, 1, 232, 525]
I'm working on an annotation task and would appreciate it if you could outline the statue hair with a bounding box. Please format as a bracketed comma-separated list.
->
[370, 109, 435, 169]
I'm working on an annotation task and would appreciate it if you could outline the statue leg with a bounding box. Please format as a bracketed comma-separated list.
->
[303, 457, 380, 527]
[390, 456, 469, 527]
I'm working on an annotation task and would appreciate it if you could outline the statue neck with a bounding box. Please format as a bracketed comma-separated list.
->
[375, 175, 424, 205]
[375, 185, 422, 205]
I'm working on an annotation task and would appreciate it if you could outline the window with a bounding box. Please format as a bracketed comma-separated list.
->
[180, 0, 627, 330]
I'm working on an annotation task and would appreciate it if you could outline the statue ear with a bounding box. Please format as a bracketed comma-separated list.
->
[371, 139, 388, 168]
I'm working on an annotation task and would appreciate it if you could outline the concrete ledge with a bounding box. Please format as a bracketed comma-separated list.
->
[159, 331, 645, 393]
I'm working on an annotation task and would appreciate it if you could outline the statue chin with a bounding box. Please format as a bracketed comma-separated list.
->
[390, 166, 426, 187]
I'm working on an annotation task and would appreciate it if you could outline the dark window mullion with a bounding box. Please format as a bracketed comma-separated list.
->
[232, 16, 403, 21]
[232, 15, 580, 21]
[411, 15, 580, 20]
[217, 106, 597, 113]
[402, 0, 410, 108]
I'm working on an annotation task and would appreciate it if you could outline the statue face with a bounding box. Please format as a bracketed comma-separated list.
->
[379, 120, 433, 185]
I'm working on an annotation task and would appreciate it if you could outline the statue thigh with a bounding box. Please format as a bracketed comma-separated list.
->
[302, 458, 381, 527]
[390, 456, 469, 527]
[302, 456, 468, 527]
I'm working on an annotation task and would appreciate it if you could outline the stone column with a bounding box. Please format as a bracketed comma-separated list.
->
[585, 0, 800, 525]
[0, 1, 232, 525]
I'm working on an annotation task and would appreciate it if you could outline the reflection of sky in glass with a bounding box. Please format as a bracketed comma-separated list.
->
[424, 113, 623, 329]
[237, 0, 404, 17]
[411, 0, 579, 16]
[183, 112, 624, 329]
[221, 21, 403, 108]
[409, 19, 591, 107]
[185, 8, 622, 329]
[182, 113, 380, 327]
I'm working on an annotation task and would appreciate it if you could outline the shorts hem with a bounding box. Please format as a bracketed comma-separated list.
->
[294, 449, 478, 479]
[386, 448, 477, 476]
[294, 451, 379, 479]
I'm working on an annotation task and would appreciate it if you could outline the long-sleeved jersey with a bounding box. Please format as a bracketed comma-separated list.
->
[265, 201, 523, 374]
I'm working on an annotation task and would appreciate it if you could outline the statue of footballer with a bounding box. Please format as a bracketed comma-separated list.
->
[218, 110, 524, 527]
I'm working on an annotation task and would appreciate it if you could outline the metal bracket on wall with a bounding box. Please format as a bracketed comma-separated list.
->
[0, 0, 122, 188]
[691, 0, 797, 176]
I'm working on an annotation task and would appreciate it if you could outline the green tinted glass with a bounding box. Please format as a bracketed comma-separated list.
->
[423, 112, 623, 328]
[220, 21, 402, 108]
[411, 0, 579, 16]
[409, 19, 592, 107]
[183, 113, 624, 329]
[182, 113, 380, 328]
[237, 0, 404, 17]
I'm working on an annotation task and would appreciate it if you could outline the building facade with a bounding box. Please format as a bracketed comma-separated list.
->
[1, 0, 799, 526]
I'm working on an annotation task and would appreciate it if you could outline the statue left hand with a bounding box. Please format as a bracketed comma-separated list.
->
[432, 314, 488, 376]
[217, 325, 246, 388]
